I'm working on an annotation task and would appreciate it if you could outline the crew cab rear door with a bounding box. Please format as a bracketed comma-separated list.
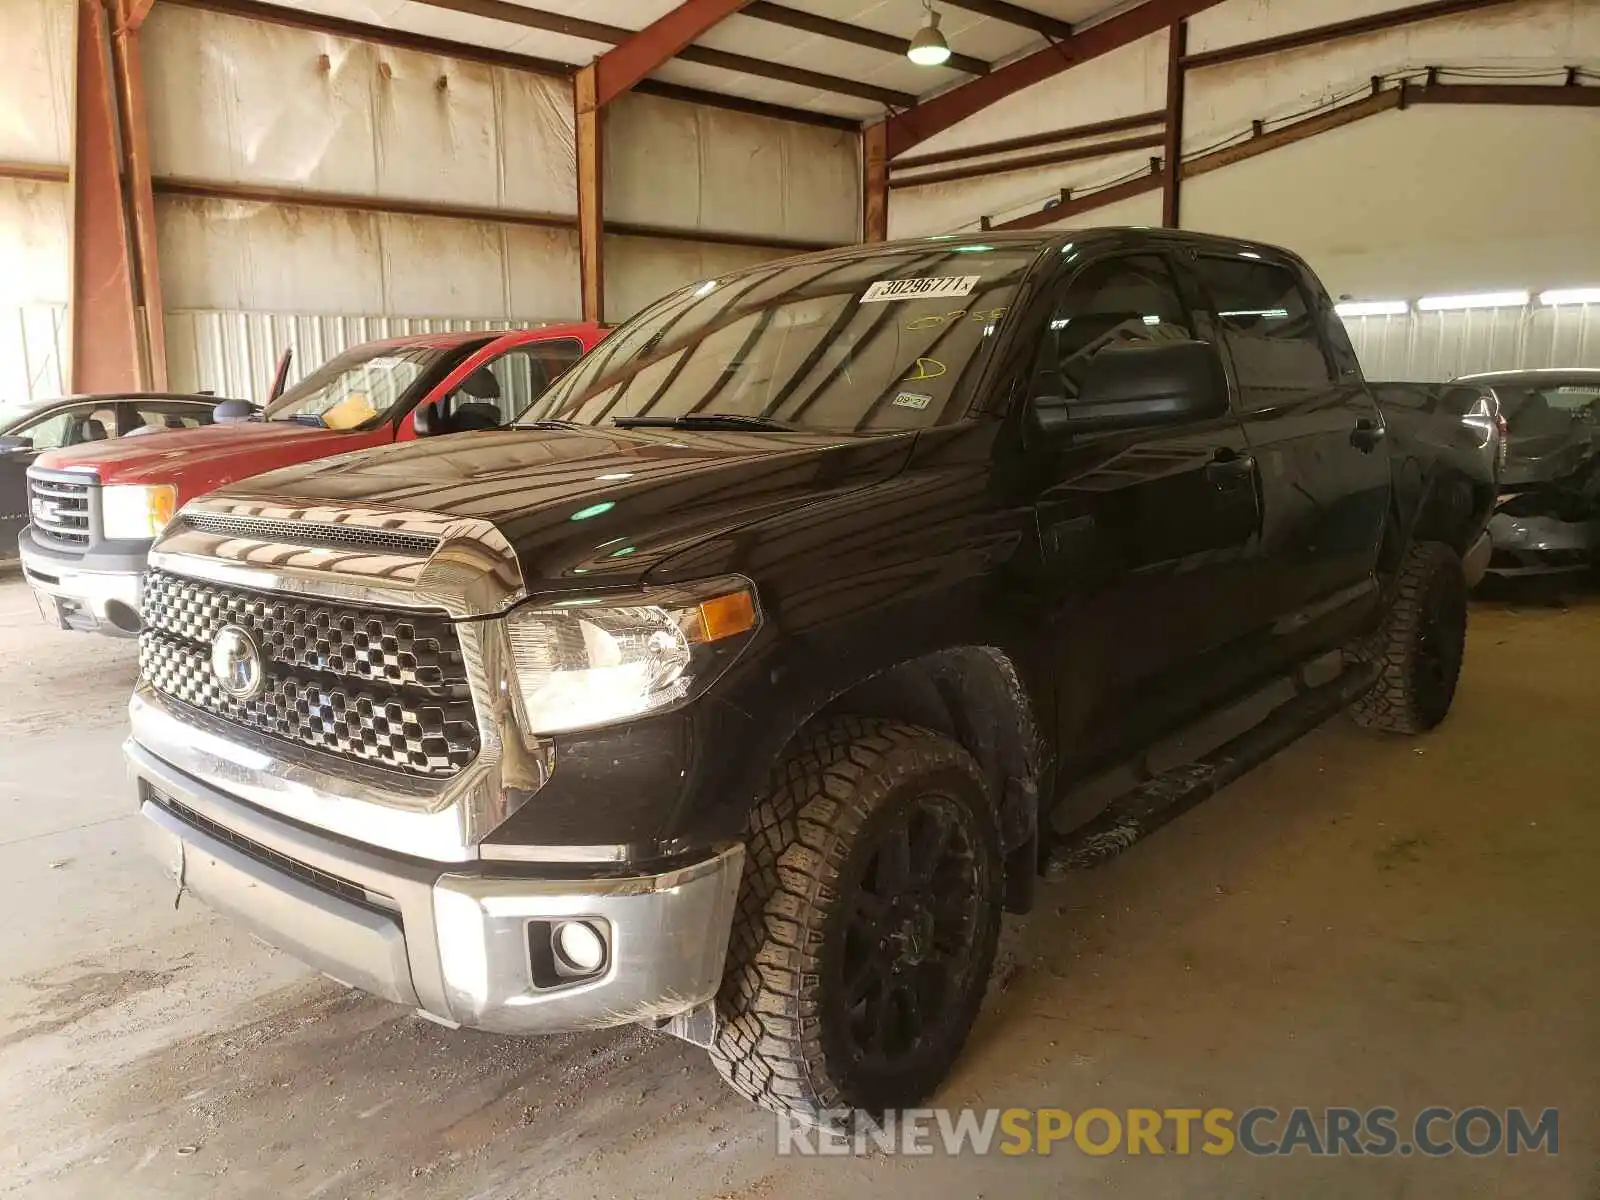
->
[1187, 249, 1390, 664]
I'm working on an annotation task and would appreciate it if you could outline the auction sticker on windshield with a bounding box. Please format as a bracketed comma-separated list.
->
[861, 275, 981, 303]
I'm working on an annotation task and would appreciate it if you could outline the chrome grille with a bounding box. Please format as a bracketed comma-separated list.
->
[140, 570, 479, 777]
[27, 469, 95, 549]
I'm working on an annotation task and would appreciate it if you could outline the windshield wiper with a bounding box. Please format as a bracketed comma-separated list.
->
[289, 412, 327, 428]
[518, 418, 587, 430]
[613, 413, 796, 431]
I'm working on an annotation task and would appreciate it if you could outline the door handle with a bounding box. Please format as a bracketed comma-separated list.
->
[1351, 418, 1386, 452]
[1205, 448, 1256, 484]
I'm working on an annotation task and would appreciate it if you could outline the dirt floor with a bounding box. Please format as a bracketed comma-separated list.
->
[0, 569, 1595, 1199]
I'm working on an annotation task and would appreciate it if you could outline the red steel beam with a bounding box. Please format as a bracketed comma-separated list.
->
[890, 130, 1166, 189]
[120, 0, 156, 29]
[1182, 0, 1520, 70]
[111, 0, 166, 387]
[863, 122, 887, 241]
[883, 0, 1229, 159]
[68, 0, 143, 393]
[576, 64, 605, 323]
[1161, 19, 1185, 227]
[991, 168, 1164, 232]
[593, 0, 755, 107]
[1405, 82, 1600, 106]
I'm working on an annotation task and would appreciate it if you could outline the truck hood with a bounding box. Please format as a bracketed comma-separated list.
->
[36, 422, 372, 491]
[217, 425, 916, 589]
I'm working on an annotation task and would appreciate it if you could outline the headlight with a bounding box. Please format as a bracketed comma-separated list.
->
[102, 484, 178, 540]
[505, 576, 760, 734]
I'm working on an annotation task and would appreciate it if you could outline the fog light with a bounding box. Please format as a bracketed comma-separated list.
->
[553, 920, 607, 975]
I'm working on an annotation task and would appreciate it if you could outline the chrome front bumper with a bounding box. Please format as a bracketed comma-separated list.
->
[18, 528, 147, 636]
[130, 738, 744, 1033]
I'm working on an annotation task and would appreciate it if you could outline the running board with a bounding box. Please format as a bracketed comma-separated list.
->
[1043, 662, 1381, 878]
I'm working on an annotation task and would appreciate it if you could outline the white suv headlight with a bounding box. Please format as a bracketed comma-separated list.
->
[102, 484, 178, 540]
[505, 576, 760, 735]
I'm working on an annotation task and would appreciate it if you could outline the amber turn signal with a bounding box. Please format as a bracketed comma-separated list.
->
[690, 589, 758, 643]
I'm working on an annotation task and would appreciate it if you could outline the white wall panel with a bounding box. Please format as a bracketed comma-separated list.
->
[907, 32, 1168, 161]
[891, 141, 1162, 239]
[605, 92, 858, 245]
[0, 305, 67, 404]
[602, 235, 791, 325]
[1181, 105, 1600, 298]
[164, 310, 549, 402]
[1185, 0, 1600, 159]
[143, 4, 577, 216]
[887, 33, 1167, 239]
[157, 195, 580, 320]
[0, 0, 72, 403]
[0, 179, 70, 403]
[0, 0, 72, 165]
[1344, 304, 1600, 382]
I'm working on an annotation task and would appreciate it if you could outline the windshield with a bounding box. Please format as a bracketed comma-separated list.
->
[265, 342, 481, 430]
[1496, 382, 1600, 438]
[519, 245, 1040, 433]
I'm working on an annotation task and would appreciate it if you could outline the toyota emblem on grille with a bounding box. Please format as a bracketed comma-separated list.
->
[210, 625, 265, 700]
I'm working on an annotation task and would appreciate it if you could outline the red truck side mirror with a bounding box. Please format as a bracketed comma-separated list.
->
[413, 399, 444, 437]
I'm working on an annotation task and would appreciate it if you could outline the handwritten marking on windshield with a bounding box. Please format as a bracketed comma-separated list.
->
[907, 358, 948, 381]
[903, 307, 1009, 332]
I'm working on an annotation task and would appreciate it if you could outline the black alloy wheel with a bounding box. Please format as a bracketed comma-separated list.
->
[826, 792, 986, 1084]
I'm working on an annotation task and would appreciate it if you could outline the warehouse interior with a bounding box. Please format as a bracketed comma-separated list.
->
[1, 0, 1598, 1195]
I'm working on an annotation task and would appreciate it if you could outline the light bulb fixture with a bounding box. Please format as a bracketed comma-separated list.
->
[907, 2, 952, 67]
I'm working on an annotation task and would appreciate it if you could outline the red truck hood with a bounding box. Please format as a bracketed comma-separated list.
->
[36, 422, 385, 500]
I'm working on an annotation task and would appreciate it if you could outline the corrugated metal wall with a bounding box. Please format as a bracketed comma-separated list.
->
[0, 304, 69, 403]
[1343, 304, 1600, 382]
[164, 310, 550, 401]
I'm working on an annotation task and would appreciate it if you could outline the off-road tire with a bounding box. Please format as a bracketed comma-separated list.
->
[1347, 540, 1468, 734]
[708, 717, 1003, 1121]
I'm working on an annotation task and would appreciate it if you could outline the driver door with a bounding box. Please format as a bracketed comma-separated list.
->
[1, 402, 116, 551]
[1024, 252, 1264, 775]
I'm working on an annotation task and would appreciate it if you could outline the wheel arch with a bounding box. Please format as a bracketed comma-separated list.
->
[807, 645, 1046, 913]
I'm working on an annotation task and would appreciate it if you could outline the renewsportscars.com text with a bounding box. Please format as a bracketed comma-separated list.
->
[777, 1106, 1559, 1158]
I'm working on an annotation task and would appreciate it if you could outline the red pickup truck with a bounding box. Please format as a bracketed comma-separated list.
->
[20, 324, 606, 635]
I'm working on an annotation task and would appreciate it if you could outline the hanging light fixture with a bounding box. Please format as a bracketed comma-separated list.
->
[907, 1, 952, 67]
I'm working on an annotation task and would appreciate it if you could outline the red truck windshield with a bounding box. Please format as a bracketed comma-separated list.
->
[265, 343, 476, 430]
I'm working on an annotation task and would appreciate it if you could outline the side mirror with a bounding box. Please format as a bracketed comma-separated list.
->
[212, 398, 258, 423]
[0, 435, 32, 454]
[269, 347, 293, 401]
[1037, 340, 1229, 436]
[412, 398, 445, 437]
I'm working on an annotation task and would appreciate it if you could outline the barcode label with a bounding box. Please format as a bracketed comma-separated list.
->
[860, 275, 982, 303]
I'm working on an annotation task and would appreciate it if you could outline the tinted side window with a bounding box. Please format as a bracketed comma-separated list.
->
[1195, 256, 1333, 398]
[1034, 254, 1193, 402]
[24, 405, 118, 448]
[461, 339, 589, 423]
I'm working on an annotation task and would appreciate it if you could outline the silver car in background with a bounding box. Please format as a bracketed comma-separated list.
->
[1456, 369, 1600, 576]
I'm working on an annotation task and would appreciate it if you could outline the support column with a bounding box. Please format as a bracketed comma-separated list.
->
[863, 121, 887, 242]
[1161, 20, 1187, 229]
[68, 0, 142, 393]
[576, 63, 604, 324]
[111, 0, 166, 387]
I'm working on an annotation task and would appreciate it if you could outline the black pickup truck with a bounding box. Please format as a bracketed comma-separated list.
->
[127, 230, 1494, 1121]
